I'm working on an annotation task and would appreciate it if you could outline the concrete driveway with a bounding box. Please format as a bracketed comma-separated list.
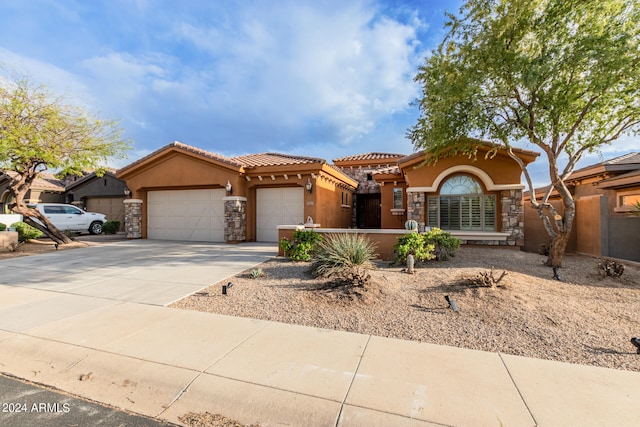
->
[0, 240, 277, 306]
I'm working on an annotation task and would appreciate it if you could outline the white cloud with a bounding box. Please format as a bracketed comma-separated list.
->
[170, 1, 425, 147]
[0, 47, 92, 108]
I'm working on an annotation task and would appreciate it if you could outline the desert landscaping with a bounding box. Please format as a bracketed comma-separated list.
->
[172, 246, 640, 372]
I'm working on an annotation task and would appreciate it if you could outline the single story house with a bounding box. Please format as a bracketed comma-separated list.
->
[116, 142, 358, 242]
[524, 152, 640, 262]
[118, 141, 537, 248]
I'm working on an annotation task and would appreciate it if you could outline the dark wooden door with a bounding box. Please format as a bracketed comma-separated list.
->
[357, 194, 381, 229]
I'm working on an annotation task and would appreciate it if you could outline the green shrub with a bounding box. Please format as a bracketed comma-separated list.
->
[312, 233, 377, 286]
[279, 229, 323, 261]
[10, 221, 43, 242]
[423, 228, 461, 261]
[102, 220, 121, 234]
[249, 268, 264, 279]
[0, 223, 6, 231]
[394, 232, 435, 262]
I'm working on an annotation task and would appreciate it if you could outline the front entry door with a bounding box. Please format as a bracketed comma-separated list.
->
[357, 194, 381, 229]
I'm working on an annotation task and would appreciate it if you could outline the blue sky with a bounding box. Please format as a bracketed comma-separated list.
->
[0, 0, 636, 186]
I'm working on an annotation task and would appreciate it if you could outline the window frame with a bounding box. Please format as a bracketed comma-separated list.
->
[428, 175, 497, 232]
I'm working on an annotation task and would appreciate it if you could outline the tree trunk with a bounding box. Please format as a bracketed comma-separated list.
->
[545, 230, 571, 268]
[7, 172, 74, 245]
[10, 204, 74, 245]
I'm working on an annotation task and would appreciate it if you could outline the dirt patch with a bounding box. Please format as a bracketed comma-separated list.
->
[179, 412, 260, 427]
[0, 239, 90, 259]
[0, 233, 127, 260]
[171, 247, 640, 372]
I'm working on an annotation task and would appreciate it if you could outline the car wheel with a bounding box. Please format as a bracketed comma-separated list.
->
[89, 221, 103, 235]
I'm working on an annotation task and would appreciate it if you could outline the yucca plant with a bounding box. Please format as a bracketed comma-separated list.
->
[312, 233, 377, 287]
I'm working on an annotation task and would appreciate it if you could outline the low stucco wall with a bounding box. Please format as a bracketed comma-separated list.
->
[277, 226, 411, 261]
[0, 231, 18, 249]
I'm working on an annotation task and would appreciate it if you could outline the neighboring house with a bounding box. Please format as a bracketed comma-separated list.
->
[524, 152, 640, 262]
[65, 171, 128, 228]
[116, 142, 358, 242]
[0, 171, 66, 213]
[0, 170, 127, 227]
[333, 153, 407, 229]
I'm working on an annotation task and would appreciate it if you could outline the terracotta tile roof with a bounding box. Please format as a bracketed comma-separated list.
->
[333, 152, 405, 162]
[118, 141, 243, 174]
[231, 153, 325, 168]
[398, 141, 539, 165]
[1, 171, 65, 192]
[372, 165, 401, 175]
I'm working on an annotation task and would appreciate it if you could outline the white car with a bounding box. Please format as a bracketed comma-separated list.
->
[32, 203, 107, 235]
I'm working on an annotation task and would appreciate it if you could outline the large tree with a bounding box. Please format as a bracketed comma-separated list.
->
[409, 0, 640, 267]
[0, 69, 130, 244]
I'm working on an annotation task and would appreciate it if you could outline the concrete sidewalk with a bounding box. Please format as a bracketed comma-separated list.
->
[0, 241, 639, 426]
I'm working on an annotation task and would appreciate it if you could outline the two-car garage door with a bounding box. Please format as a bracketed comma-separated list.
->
[148, 189, 225, 242]
[147, 187, 304, 242]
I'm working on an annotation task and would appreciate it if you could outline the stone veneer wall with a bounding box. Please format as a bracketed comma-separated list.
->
[224, 197, 246, 242]
[406, 192, 426, 232]
[123, 199, 142, 239]
[501, 189, 524, 246]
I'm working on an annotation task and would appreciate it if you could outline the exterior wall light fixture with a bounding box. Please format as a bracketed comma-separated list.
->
[124, 187, 131, 197]
[305, 178, 313, 194]
[225, 180, 233, 195]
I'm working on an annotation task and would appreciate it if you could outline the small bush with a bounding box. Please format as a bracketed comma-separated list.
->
[0, 223, 6, 231]
[395, 229, 460, 263]
[10, 221, 43, 242]
[249, 268, 264, 279]
[102, 220, 121, 234]
[279, 229, 323, 261]
[424, 228, 461, 261]
[394, 232, 435, 263]
[312, 233, 377, 286]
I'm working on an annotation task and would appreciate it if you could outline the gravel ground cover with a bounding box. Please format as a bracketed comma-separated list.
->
[172, 246, 640, 372]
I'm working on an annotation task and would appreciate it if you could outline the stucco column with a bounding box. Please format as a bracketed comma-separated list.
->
[224, 196, 247, 243]
[406, 191, 426, 232]
[123, 199, 143, 239]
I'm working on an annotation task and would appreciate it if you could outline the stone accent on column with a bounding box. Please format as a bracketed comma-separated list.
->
[406, 191, 426, 232]
[123, 199, 143, 239]
[224, 196, 247, 243]
[500, 189, 524, 246]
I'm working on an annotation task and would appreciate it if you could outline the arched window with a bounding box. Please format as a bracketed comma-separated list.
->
[427, 175, 496, 231]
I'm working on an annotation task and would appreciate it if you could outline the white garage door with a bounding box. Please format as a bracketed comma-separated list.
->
[147, 189, 225, 242]
[256, 187, 304, 242]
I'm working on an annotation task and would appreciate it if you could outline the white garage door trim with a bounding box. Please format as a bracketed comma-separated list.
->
[148, 189, 225, 242]
[256, 187, 304, 242]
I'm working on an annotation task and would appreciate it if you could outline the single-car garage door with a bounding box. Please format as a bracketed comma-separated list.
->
[147, 189, 225, 242]
[256, 187, 304, 242]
